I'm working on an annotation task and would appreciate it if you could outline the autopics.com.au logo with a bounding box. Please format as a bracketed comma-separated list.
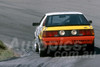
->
[10, 37, 96, 58]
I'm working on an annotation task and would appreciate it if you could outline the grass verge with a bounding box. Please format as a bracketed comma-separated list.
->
[0, 40, 19, 61]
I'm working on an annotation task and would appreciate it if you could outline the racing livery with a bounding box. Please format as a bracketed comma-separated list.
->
[32, 12, 95, 57]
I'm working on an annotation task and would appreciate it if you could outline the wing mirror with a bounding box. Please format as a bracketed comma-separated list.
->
[88, 20, 92, 24]
[32, 22, 40, 26]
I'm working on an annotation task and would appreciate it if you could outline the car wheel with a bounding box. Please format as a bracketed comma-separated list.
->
[87, 42, 94, 55]
[38, 43, 47, 57]
[34, 43, 39, 52]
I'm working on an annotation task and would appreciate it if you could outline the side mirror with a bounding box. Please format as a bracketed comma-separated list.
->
[88, 20, 92, 24]
[32, 22, 40, 26]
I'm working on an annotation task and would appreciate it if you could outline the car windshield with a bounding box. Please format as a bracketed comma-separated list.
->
[45, 14, 90, 27]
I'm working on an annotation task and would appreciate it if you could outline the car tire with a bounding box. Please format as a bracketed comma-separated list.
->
[38, 43, 47, 57]
[34, 43, 39, 52]
[87, 42, 94, 55]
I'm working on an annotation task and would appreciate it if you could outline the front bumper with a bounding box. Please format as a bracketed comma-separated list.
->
[42, 36, 94, 45]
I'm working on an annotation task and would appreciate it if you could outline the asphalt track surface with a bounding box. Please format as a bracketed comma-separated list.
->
[0, 0, 100, 67]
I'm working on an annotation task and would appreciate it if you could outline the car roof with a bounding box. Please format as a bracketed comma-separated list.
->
[46, 12, 83, 16]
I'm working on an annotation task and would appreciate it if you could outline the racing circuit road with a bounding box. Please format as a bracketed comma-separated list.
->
[0, 0, 100, 67]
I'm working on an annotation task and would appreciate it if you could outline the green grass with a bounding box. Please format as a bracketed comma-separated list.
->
[0, 40, 7, 50]
[0, 50, 15, 61]
[0, 40, 19, 61]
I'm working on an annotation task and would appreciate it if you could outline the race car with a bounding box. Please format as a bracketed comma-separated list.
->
[32, 12, 95, 57]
